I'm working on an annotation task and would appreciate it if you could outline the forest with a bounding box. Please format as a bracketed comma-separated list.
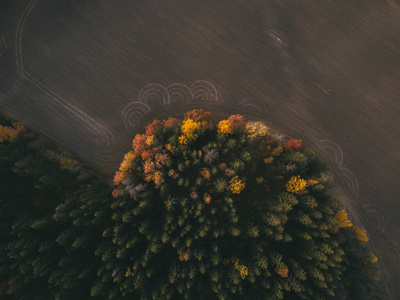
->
[0, 111, 387, 299]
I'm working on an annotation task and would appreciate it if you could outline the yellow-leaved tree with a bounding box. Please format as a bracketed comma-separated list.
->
[228, 176, 245, 194]
[352, 225, 369, 243]
[245, 121, 268, 138]
[336, 209, 353, 228]
[217, 120, 234, 134]
[286, 175, 307, 194]
[179, 118, 201, 144]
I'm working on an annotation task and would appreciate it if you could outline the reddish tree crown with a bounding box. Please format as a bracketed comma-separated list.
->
[284, 139, 303, 152]
[145, 119, 163, 136]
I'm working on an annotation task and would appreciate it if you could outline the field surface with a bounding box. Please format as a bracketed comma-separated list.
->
[1, 0, 400, 298]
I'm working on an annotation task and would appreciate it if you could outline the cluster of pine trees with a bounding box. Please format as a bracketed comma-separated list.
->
[0, 116, 109, 299]
[0, 112, 387, 299]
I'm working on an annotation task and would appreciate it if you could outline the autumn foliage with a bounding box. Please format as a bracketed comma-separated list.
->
[228, 175, 246, 194]
[270, 145, 283, 157]
[245, 121, 268, 138]
[227, 114, 246, 131]
[113, 152, 136, 185]
[366, 253, 378, 264]
[132, 134, 147, 155]
[276, 266, 289, 278]
[108, 110, 385, 300]
[286, 175, 308, 194]
[179, 118, 201, 144]
[215, 115, 247, 135]
[0, 122, 26, 143]
[112, 189, 120, 199]
[234, 259, 249, 279]
[352, 225, 369, 243]
[145, 119, 163, 135]
[0, 113, 385, 300]
[336, 209, 353, 229]
[199, 167, 211, 180]
[163, 117, 179, 129]
[217, 119, 234, 134]
[184, 109, 215, 128]
[285, 139, 303, 151]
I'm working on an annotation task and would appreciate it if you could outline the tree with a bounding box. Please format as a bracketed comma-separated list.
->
[285, 139, 303, 152]
[145, 119, 163, 135]
[352, 225, 369, 243]
[227, 114, 246, 131]
[245, 121, 268, 138]
[286, 175, 308, 194]
[132, 134, 147, 155]
[217, 120, 234, 134]
[184, 109, 216, 128]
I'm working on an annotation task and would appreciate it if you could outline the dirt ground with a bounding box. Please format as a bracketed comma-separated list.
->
[1, 0, 400, 298]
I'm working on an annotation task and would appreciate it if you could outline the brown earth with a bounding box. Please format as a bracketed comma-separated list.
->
[1, 0, 400, 298]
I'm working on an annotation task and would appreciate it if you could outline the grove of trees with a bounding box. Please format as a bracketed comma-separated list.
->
[0, 112, 387, 299]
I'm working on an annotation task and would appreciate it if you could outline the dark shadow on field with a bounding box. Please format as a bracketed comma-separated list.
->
[1, 0, 400, 298]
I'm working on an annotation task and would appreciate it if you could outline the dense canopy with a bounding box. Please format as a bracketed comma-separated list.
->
[107, 110, 385, 299]
[0, 112, 386, 299]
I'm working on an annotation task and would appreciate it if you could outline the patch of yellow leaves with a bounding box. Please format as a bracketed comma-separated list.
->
[366, 253, 378, 263]
[179, 118, 201, 144]
[306, 179, 319, 186]
[270, 145, 283, 157]
[336, 209, 353, 229]
[234, 259, 248, 279]
[165, 144, 175, 154]
[264, 156, 274, 164]
[286, 175, 307, 194]
[145, 135, 155, 146]
[245, 121, 268, 138]
[113, 152, 136, 185]
[228, 176, 245, 194]
[217, 120, 234, 134]
[352, 225, 369, 243]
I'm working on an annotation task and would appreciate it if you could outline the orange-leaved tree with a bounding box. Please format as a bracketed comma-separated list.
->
[184, 109, 215, 128]
[145, 119, 163, 135]
[227, 114, 246, 131]
[217, 120, 234, 134]
[0, 122, 26, 143]
[285, 139, 303, 152]
[132, 134, 147, 155]
[228, 176, 245, 194]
